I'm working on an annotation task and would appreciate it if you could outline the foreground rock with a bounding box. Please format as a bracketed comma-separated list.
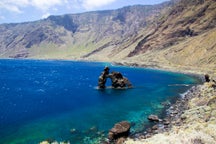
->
[108, 121, 131, 143]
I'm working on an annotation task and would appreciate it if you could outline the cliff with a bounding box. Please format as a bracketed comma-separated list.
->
[125, 0, 216, 74]
[0, 0, 216, 74]
[0, 3, 171, 60]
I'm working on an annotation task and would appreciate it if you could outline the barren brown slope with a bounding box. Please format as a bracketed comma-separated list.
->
[0, 3, 172, 59]
[124, 0, 216, 74]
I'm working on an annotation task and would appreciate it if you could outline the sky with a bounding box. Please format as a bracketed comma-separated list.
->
[0, 0, 168, 24]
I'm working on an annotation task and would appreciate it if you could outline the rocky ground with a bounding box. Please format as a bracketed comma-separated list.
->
[125, 80, 216, 144]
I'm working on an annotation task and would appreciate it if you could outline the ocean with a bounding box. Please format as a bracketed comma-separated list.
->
[0, 60, 200, 143]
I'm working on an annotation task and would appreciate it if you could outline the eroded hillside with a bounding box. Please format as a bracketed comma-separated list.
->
[0, 0, 215, 73]
[125, 0, 216, 74]
[0, 3, 171, 59]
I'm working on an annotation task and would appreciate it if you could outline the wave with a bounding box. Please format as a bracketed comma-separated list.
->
[168, 84, 190, 87]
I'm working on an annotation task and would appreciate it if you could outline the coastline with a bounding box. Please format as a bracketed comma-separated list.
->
[1, 58, 215, 144]
[1, 58, 214, 77]
[125, 81, 216, 144]
[111, 60, 216, 144]
[112, 61, 214, 78]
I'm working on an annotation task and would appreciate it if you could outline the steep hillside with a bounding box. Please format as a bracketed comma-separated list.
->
[0, 0, 215, 74]
[0, 3, 171, 59]
[125, 0, 216, 74]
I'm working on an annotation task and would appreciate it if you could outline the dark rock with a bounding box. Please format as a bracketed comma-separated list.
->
[9, 52, 29, 58]
[108, 71, 133, 89]
[98, 66, 110, 89]
[152, 125, 158, 130]
[98, 67, 132, 89]
[108, 121, 131, 141]
[175, 119, 182, 126]
[205, 74, 210, 82]
[163, 119, 170, 125]
[181, 115, 187, 120]
[171, 110, 178, 114]
[146, 128, 152, 133]
[145, 133, 152, 139]
[148, 115, 159, 122]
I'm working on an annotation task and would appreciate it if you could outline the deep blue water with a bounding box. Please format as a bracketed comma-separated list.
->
[0, 60, 200, 143]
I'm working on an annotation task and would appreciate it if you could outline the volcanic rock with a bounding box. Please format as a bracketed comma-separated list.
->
[98, 67, 132, 89]
[108, 121, 131, 141]
[148, 115, 160, 122]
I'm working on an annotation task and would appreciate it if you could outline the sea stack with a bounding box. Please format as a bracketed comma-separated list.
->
[98, 66, 110, 89]
[98, 66, 132, 89]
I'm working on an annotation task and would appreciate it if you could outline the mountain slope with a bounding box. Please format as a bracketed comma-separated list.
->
[0, 3, 171, 59]
[124, 0, 216, 73]
[0, 0, 216, 73]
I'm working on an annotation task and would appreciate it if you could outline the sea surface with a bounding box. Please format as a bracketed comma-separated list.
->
[0, 60, 200, 144]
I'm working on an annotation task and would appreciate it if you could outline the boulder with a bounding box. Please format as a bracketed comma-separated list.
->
[108, 121, 131, 141]
[163, 118, 170, 125]
[204, 74, 210, 82]
[148, 115, 159, 122]
[207, 96, 216, 107]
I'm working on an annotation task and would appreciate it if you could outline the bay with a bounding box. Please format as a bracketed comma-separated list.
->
[0, 60, 200, 143]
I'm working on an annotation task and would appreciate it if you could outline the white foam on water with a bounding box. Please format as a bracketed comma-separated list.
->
[36, 89, 45, 93]
[179, 90, 190, 98]
[169, 84, 190, 87]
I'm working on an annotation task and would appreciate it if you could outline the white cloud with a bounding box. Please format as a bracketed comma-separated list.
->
[0, 1, 24, 13]
[81, 0, 116, 10]
[0, 0, 117, 15]
[31, 0, 62, 11]
[0, 15, 5, 20]
[0, 0, 67, 13]
[42, 13, 51, 19]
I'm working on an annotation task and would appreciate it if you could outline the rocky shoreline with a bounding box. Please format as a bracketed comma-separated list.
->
[113, 61, 216, 77]
[39, 60, 216, 144]
[125, 80, 216, 144]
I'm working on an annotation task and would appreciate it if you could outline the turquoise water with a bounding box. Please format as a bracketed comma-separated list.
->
[0, 60, 200, 143]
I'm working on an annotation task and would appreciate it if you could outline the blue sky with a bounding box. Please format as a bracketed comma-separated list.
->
[0, 0, 168, 24]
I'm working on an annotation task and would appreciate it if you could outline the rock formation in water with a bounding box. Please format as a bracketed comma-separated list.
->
[147, 114, 160, 122]
[205, 74, 211, 82]
[204, 74, 216, 88]
[98, 67, 132, 89]
[109, 71, 133, 89]
[98, 66, 110, 89]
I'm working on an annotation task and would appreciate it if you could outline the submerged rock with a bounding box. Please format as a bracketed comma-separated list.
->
[108, 121, 131, 141]
[148, 115, 160, 122]
[70, 128, 76, 133]
[40, 141, 70, 144]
